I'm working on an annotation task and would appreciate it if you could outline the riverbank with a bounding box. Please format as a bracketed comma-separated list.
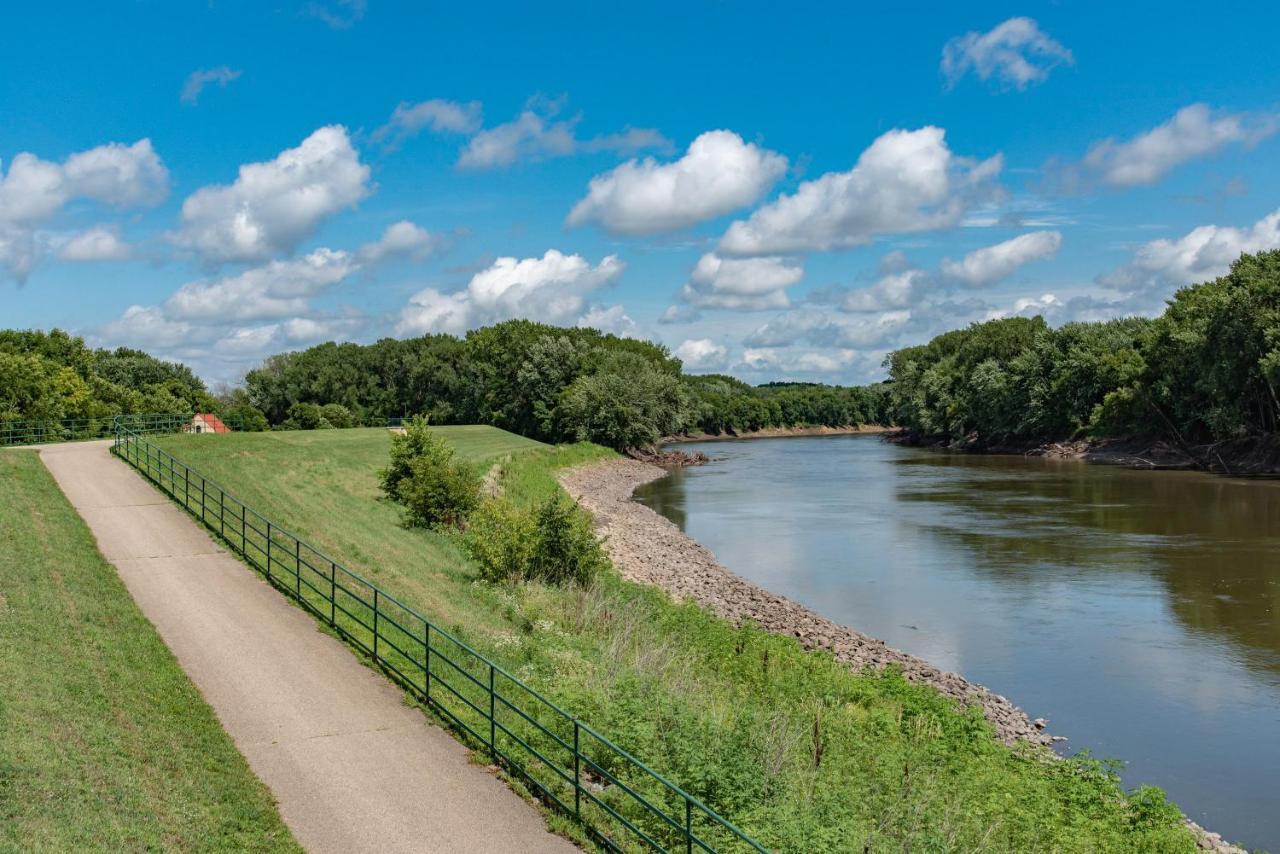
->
[895, 431, 1280, 476]
[665, 424, 892, 443]
[559, 457, 1245, 854]
[559, 457, 1055, 747]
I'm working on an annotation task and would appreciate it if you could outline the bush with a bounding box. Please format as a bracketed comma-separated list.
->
[320, 403, 353, 429]
[465, 493, 605, 587]
[380, 416, 479, 529]
[282, 402, 324, 430]
[222, 403, 269, 432]
[465, 498, 534, 583]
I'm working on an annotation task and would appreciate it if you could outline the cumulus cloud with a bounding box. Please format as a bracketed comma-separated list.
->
[1080, 104, 1278, 188]
[577, 304, 637, 337]
[718, 127, 1001, 256]
[163, 248, 359, 323]
[674, 338, 729, 371]
[457, 99, 669, 170]
[680, 253, 803, 310]
[567, 130, 787, 235]
[1100, 208, 1280, 295]
[941, 17, 1073, 90]
[742, 346, 859, 375]
[181, 66, 241, 105]
[356, 220, 440, 263]
[372, 99, 483, 148]
[396, 250, 624, 336]
[58, 226, 132, 262]
[940, 230, 1062, 285]
[0, 138, 167, 281]
[745, 308, 912, 350]
[173, 125, 371, 262]
[839, 268, 931, 312]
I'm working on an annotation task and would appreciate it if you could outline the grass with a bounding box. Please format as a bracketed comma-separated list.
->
[151, 426, 1199, 853]
[0, 450, 299, 853]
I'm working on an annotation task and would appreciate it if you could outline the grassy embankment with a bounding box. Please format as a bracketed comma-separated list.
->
[152, 427, 1198, 853]
[0, 451, 298, 852]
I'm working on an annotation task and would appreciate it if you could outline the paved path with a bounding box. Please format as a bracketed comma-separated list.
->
[38, 440, 577, 854]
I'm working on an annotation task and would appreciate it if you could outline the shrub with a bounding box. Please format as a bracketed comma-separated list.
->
[380, 416, 479, 529]
[464, 498, 534, 583]
[222, 403, 269, 432]
[465, 493, 605, 587]
[320, 403, 353, 429]
[282, 402, 324, 430]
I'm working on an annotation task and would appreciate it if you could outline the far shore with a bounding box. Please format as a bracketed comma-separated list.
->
[664, 424, 893, 444]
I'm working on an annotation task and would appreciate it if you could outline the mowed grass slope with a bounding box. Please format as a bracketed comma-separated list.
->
[152, 427, 1198, 853]
[0, 451, 298, 853]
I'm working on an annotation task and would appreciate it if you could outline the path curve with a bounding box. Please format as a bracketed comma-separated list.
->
[39, 440, 576, 854]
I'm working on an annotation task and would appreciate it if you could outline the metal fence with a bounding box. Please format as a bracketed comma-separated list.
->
[111, 423, 767, 854]
[0, 413, 199, 446]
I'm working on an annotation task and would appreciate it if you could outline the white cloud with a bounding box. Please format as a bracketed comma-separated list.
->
[742, 346, 859, 375]
[173, 125, 371, 262]
[306, 0, 366, 29]
[681, 252, 802, 310]
[940, 230, 1062, 285]
[840, 268, 931, 312]
[577, 303, 636, 337]
[396, 250, 624, 335]
[58, 226, 131, 262]
[674, 338, 729, 371]
[372, 99, 483, 148]
[941, 17, 1073, 90]
[357, 220, 439, 263]
[1082, 104, 1278, 188]
[745, 307, 912, 349]
[181, 66, 241, 105]
[163, 248, 359, 323]
[1101, 209, 1280, 294]
[567, 130, 787, 235]
[0, 139, 167, 281]
[457, 99, 669, 169]
[718, 127, 1001, 256]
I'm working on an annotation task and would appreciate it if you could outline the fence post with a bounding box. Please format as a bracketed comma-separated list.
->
[266, 523, 273, 581]
[200, 478, 206, 523]
[573, 719, 581, 817]
[241, 503, 246, 553]
[330, 561, 337, 626]
[184, 464, 189, 509]
[295, 539, 301, 597]
[686, 796, 693, 854]
[373, 588, 380, 661]
[489, 664, 497, 762]
[219, 489, 225, 539]
[423, 622, 431, 701]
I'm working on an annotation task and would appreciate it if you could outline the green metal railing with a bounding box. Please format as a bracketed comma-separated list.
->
[0, 413, 199, 446]
[111, 423, 767, 854]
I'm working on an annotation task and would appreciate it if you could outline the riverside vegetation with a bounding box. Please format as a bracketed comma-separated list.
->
[153, 426, 1201, 852]
[0, 451, 298, 851]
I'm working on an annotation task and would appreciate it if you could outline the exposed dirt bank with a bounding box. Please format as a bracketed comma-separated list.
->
[666, 424, 892, 444]
[559, 458, 1243, 854]
[894, 431, 1280, 476]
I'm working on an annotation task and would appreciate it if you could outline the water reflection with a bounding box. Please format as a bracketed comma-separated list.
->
[636, 435, 1280, 847]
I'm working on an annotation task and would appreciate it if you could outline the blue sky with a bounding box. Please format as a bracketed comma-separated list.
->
[4, 1, 1280, 385]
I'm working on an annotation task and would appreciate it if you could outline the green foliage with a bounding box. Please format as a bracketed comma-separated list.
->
[465, 498, 536, 583]
[559, 351, 687, 450]
[528, 493, 607, 585]
[0, 329, 215, 423]
[320, 402, 353, 429]
[380, 416, 480, 529]
[886, 251, 1280, 445]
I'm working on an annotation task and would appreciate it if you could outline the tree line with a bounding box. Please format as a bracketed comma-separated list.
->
[242, 320, 888, 449]
[885, 250, 1280, 451]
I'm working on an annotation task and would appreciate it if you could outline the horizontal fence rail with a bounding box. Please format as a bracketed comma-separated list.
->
[1, 413, 200, 446]
[111, 424, 766, 854]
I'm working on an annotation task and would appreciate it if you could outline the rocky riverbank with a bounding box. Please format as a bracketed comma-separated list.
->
[559, 457, 1056, 747]
[558, 457, 1244, 854]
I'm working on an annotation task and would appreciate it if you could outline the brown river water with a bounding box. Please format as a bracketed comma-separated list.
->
[635, 434, 1280, 849]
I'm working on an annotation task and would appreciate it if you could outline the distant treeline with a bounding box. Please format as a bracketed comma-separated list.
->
[0, 329, 216, 423]
[244, 320, 889, 449]
[886, 250, 1280, 449]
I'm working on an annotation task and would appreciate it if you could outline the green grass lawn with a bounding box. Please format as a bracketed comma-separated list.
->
[152, 426, 1199, 853]
[0, 451, 299, 852]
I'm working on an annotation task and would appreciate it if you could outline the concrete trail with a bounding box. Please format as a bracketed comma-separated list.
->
[38, 440, 576, 854]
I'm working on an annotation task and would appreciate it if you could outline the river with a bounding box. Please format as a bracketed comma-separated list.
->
[634, 434, 1280, 849]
